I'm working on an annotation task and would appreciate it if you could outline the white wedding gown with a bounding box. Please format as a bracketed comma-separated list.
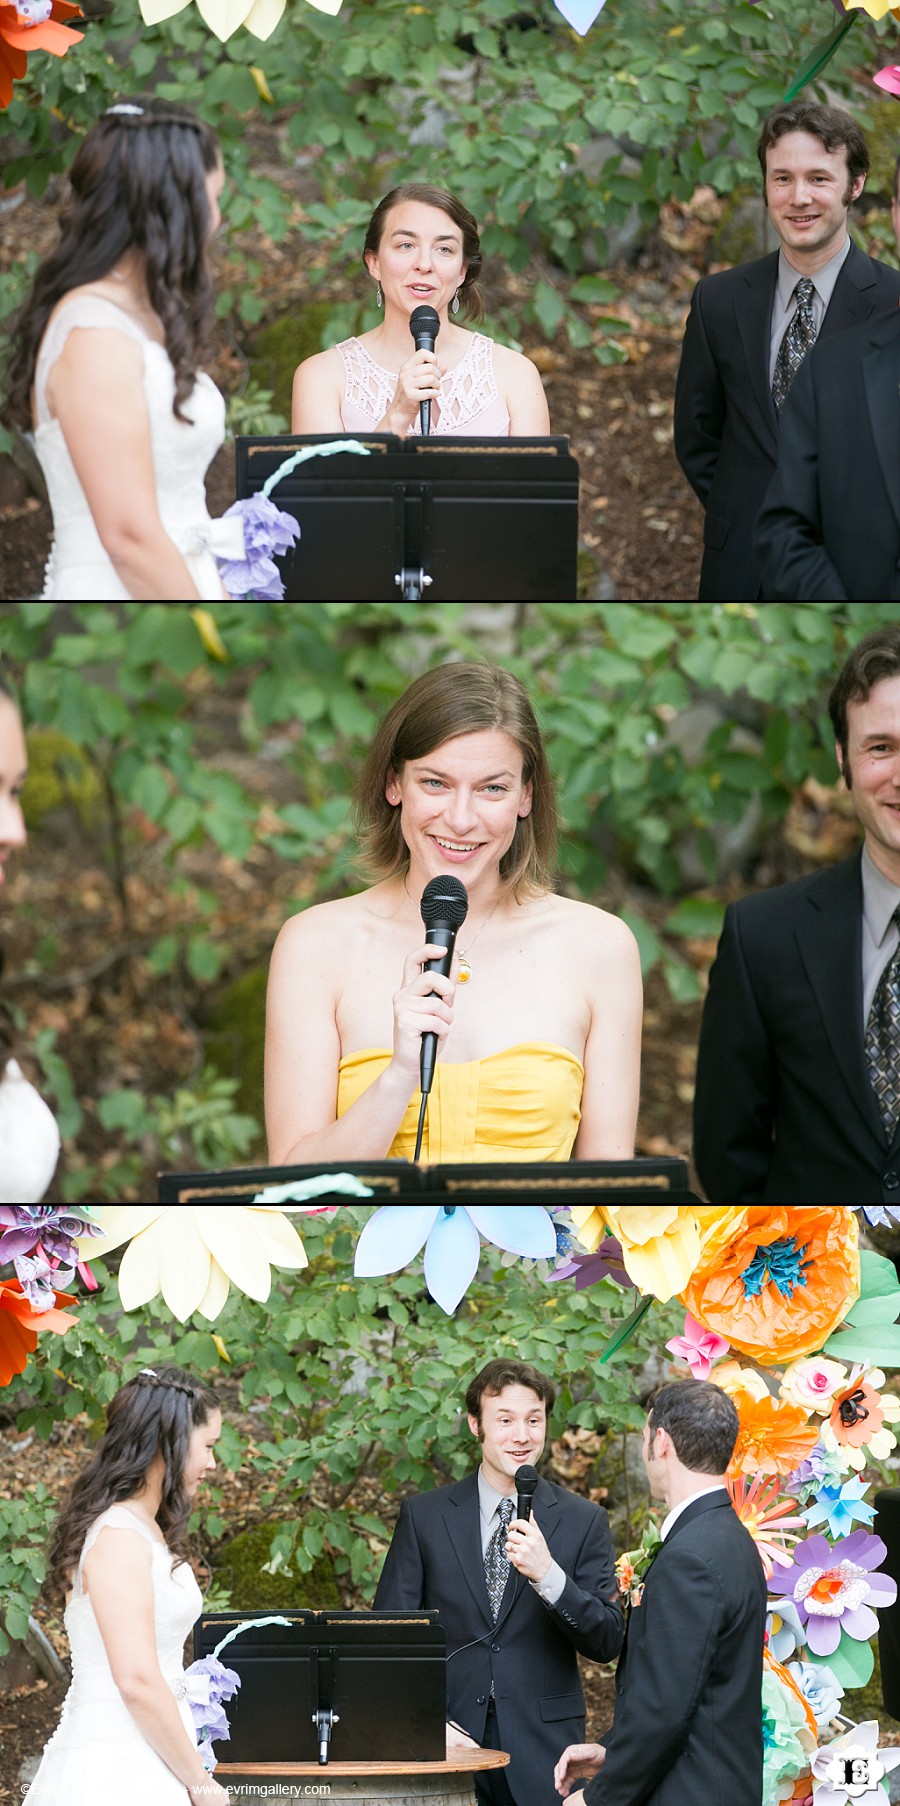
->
[24, 1504, 203, 1806]
[33, 295, 230, 600]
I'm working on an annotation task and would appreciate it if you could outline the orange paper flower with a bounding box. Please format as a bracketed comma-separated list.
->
[727, 1473, 807, 1579]
[728, 1389, 819, 1479]
[680, 1207, 858, 1365]
[0, 0, 83, 110]
[0, 1276, 77, 1385]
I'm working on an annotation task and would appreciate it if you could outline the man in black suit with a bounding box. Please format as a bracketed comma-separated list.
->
[554, 1379, 765, 1806]
[754, 310, 900, 598]
[693, 624, 900, 1204]
[373, 1357, 623, 1806]
[674, 98, 900, 601]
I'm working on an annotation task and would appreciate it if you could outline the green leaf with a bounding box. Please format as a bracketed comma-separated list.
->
[664, 898, 725, 939]
[842, 1251, 900, 1328]
[807, 1630, 873, 1689]
[599, 1295, 653, 1364]
[784, 13, 857, 102]
[823, 1325, 900, 1364]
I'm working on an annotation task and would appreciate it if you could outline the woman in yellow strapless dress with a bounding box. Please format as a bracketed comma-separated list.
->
[264, 662, 642, 1166]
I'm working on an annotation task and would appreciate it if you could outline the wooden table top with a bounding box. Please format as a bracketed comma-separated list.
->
[216, 1752, 510, 1775]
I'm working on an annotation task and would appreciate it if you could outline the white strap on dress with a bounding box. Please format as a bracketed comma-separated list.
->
[71, 1504, 162, 1601]
[35, 297, 151, 428]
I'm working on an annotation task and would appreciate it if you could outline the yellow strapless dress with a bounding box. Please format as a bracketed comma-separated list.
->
[336, 1041, 583, 1163]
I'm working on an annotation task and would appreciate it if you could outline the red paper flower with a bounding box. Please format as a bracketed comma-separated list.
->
[0, 0, 83, 110]
[0, 1276, 77, 1386]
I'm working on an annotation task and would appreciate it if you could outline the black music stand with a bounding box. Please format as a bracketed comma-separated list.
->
[158, 1158, 699, 1203]
[235, 433, 579, 600]
[193, 1609, 446, 1766]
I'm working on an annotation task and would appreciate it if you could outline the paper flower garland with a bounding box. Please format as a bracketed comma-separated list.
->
[0, 0, 82, 109]
[78, 1205, 309, 1322]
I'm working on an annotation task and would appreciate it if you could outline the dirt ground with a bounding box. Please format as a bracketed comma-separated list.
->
[0, 140, 705, 603]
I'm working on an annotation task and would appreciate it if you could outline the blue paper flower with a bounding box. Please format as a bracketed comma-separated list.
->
[786, 1659, 844, 1729]
[354, 1205, 557, 1314]
[803, 1475, 876, 1539]
[849, 1207, 900, 1227]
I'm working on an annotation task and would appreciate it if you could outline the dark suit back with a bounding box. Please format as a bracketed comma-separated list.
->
[673, 243, 900, 600]
[584, 1493, 766, 1806]
[373, 1472, 622, 1806]
[755, 309, 900, 599]
[694, 851, 900, 1202]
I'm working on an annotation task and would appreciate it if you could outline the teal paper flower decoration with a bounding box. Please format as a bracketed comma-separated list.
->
[803, 1476, 876, 1540]
[354, 1205, 556, 1314]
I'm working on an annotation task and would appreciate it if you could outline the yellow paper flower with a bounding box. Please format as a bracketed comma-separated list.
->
[713, 1359, 771, 1402]
[844, 0, 900, 17]
[570, 1206, 737, 1302]
[137, 0, 340, 44]
[78, 1206, 308, 1321]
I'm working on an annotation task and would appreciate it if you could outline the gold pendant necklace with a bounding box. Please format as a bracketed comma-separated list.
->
[405, 878, 502, 982]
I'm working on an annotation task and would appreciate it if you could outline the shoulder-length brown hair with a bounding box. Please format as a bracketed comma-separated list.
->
[45, 1365, 219, 1603]
[354, 662, 558, 900]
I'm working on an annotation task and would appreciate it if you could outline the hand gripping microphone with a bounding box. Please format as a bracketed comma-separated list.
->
[418, 875, 468, 1099]
[409, 304, 440, 436]
[515, 1464, 539, 1523]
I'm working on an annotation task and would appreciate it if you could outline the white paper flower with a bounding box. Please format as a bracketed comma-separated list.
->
[78, 1206, 308, 1321]
[137, 0, 340, 44]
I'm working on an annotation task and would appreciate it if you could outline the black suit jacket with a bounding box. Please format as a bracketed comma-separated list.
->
[694, 850, 900, 1202]
[673, 243, 900, 600]
[755, 308, 900, 599]
[373, 1471, 623, 1806]
[583, 1493, 766, 1806]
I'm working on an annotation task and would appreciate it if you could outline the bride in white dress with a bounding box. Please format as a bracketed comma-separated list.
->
[0, 679, 61, 1202]
[24, 1366, 229, 1806]
[2, 99, 231, 601]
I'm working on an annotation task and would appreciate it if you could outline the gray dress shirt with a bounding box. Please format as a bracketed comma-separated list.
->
[477, 1467, 565, 1605]
[862, 845, 900, 1029]
[768, 236, 853, 387]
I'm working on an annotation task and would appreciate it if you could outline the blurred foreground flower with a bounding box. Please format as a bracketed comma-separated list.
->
[0, 0, 82, 108]
[0, 1275, 77, 1385]
[137, 0, 340, 43]
[79, 1206, 309, 1322]
[355, 1205, 556, 1315]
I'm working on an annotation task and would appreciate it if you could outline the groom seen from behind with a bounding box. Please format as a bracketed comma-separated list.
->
[374, 1358, 623, 1806]
[554, 1379, 766, 1806]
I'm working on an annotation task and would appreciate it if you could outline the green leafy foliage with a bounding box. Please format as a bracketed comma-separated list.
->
[1, 0, 894, 369]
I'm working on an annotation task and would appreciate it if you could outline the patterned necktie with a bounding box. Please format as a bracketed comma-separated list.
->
[866, 908, 900, 1139]
[772, 277, 817, 416]
[484, 1497, 514, 1620]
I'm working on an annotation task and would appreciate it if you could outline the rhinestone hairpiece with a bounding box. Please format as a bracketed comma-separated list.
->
[106, 103, 145, 116]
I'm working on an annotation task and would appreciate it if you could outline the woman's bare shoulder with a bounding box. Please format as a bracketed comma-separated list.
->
[273, 889, 370, 950]
[545, 892, 639, 954]
[293, 345, 345, 381]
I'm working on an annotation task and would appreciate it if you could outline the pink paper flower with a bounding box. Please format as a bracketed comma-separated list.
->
[665, 1311, 730, 1380]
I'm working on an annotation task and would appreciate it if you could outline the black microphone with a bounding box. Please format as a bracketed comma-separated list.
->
[515, 1464, 539, 1523]
[419, 875, 468, 1097]
[409, 304, 440, 436]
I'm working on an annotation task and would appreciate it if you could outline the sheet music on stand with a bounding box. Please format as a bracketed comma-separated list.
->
[158, 1158, 700, 1203]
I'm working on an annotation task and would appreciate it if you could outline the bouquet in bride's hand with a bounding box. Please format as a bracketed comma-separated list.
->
[183, 1656, 242, 1771]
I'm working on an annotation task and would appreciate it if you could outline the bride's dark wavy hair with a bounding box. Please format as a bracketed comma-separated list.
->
[2, 99, 220, 434]
[46, 1365, 219, 1603]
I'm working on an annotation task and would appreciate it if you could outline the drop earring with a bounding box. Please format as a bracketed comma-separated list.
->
[452, 289, 460, 315]
[375, 282, 383, 307]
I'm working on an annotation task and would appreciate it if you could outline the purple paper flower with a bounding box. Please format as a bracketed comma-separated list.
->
[767, 1530, 897, 1657]
[549, 1237, 631, 1291]
[217, 497, 300, 601]
[0, 1205, 100, 1304]
[184, 1656, 241, 1768]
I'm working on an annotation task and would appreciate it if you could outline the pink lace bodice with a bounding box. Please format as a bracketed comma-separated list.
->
[337, 332, 511, 436]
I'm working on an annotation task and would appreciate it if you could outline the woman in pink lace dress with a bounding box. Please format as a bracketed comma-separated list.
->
[291, 184, 550, 437]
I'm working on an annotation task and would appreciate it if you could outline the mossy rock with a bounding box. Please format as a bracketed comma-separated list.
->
[204, 964, 267, 1129]
[23, 728, 104, 830]
[215, 1521, 340, 1610]
[248, 304, 345, 422]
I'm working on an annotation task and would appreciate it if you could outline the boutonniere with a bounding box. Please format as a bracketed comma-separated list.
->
[616, 1522, 662, 1609]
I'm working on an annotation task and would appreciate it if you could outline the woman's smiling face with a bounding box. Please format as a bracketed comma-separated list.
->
[388, 729, 532, 882]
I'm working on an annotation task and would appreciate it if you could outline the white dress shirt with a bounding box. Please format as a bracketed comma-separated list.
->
[660, 1483, 728, 1542]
